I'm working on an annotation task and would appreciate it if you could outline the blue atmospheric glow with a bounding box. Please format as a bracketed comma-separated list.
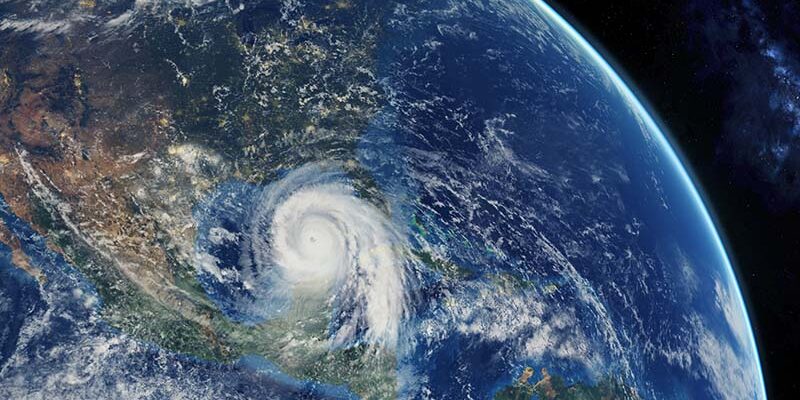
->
[534, 0, 768, 396]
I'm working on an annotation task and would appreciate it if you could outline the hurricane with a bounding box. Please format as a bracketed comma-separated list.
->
[194, 163, 412, 349]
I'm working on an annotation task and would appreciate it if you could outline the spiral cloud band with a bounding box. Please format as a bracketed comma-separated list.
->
[241, 163, 410, 348]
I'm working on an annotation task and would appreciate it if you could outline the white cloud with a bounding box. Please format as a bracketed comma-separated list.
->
[694, 316, 759, 400]
[713, 278, 749, 351]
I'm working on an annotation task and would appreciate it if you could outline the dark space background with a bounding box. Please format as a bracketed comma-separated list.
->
[551, 1, 800, 397]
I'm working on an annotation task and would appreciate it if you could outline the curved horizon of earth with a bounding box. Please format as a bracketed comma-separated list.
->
[0, 0, 764, 399]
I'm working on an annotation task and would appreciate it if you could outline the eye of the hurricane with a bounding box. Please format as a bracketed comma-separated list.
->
[273, 210, 350, 290]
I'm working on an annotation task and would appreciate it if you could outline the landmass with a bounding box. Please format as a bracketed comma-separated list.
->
[495, 366, 639, 400]
[0, 1, 396, 397]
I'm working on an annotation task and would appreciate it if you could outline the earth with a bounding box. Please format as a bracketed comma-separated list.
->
[0, 0, 765, 399]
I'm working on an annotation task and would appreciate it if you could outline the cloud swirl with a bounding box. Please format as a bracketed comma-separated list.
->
[238, 164, 411, 348]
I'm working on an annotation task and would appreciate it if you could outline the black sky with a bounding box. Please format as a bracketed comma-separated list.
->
[551, 1, 800, 397]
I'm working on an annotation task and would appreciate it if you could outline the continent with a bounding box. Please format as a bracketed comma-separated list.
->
[0, 0, 397, 398]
